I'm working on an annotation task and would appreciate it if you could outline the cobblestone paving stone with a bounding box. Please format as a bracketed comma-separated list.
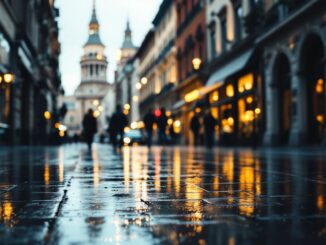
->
[1, 144, 326, 244]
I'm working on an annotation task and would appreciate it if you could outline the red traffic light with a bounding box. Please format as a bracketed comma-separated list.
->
[154, 109, 162, 118]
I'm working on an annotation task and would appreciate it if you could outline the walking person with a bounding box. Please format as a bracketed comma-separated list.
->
[190, 113, 200, 146]
[203, 110, 216, 149]
[82, 109, 98, 151]
[157, 107, 168, 146]
[143, 108, 156, 148]
[110, 105, 128, 149]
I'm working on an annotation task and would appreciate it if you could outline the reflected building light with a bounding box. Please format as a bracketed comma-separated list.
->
[317, 194, 324, 211]
[59, 148, 65, 183]
[131, 148, 148, 211]
[222, 152, 234, 204]
[154, 148, 161, 192]
[44, 164, 50, 186]
[2, 201, 13, 226]
[185, 151, 204, 223]
[173, 148, 181, 197]
[239, 152, 255, 217]
[92, 150, 100, 187]
[316, 162, 325, 212]
[123, 147, 131, 192]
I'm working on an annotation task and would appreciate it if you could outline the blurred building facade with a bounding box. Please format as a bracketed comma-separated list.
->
[0, 0, 62, 145]
[136, 30, 156, 120]
[129, 0, 326, 147]
[174, 0, 207, 145]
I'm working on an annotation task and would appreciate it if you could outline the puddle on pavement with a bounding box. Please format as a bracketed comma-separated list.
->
[1, 145, 326, 244]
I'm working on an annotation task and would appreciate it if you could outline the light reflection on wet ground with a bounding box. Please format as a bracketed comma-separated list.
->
[1, 144, 326, 244]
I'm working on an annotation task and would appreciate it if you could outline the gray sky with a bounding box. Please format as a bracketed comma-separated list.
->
[56, 0, 161, 95]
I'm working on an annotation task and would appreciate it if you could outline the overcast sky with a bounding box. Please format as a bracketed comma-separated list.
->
[56, 0, 161, 95]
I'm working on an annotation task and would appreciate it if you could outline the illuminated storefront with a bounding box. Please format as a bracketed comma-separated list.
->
[208, 71, 264, 145]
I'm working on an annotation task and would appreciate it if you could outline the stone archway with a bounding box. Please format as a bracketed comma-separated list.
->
[273, 53, 292, 144]
[299, 33, 325, 144]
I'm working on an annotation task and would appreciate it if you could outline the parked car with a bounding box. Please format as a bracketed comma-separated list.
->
[123, 129, 145, 146]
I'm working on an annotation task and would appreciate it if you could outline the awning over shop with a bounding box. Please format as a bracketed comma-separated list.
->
[0, 64, 8, 73]
[206, 49, 254, 88]
[172, 100, 187, 111]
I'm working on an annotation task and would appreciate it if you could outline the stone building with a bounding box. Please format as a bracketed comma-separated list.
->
[151, 0, 178, 115]
[114, 20, 138, 122]
[203, 0, 326, 146]
[174, 0, 207, 145]
[260, 0, 326, 146]
[0, 0, 61, 145]
[74, 1, 110, 135]
[136, 30, 156, 120]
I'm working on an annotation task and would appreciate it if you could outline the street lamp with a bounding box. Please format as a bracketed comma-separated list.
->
[0, 72, 14, 84]
[141, 77, 148, 85]
[192, 58, 202, 71]
[44, 111, 51, 120]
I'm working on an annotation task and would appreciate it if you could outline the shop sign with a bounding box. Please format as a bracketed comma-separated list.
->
[184, 89, 199, 103]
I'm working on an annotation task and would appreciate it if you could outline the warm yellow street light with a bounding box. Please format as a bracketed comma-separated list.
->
[192, 58, 202, 71]
[3, 73, 14, 83]
[136, 82, 142, 90]
[141, 77, 148, 85]
[44, 111, 51, 120]
[124, 104, 131, 110]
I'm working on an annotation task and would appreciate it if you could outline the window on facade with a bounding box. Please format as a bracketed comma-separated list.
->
[210, 91, 219, 103]
[226, 84, 234, 97]
[221, 17, 227, 52]
[238, 73, 254, 93]
[90, 65, 93, 76]
[236, 5, 243, 41]
[95, 65, 99, 76]
[210, 30, 216, 59]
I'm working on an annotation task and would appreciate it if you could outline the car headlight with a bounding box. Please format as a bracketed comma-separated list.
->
[123, 137, 131, 144]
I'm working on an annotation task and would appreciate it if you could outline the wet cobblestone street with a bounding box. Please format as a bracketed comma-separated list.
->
[1, 144, 326, 244]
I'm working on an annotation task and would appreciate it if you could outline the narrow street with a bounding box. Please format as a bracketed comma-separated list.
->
[1, 144, 326, 244]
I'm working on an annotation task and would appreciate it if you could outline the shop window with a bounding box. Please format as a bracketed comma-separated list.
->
[226, 84, 234, 97]
[210, 91, 219, 103]
[238, 98, 254, 138]
[221, 104, 234, 133]
[238, 74, 254, 93]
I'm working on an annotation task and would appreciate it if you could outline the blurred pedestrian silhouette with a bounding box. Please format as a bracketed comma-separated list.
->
[204, 110, 216, 149]
[157, 107, 168, 145]
[143, 108, 156, 148]
[190, 113, 200, 146]
[110, 105, 128, 149]
[82, 109, 97, 151]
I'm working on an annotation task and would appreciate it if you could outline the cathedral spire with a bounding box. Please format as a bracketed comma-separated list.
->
[121, 18, 134, 49]
[85, 0, 103, 46]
